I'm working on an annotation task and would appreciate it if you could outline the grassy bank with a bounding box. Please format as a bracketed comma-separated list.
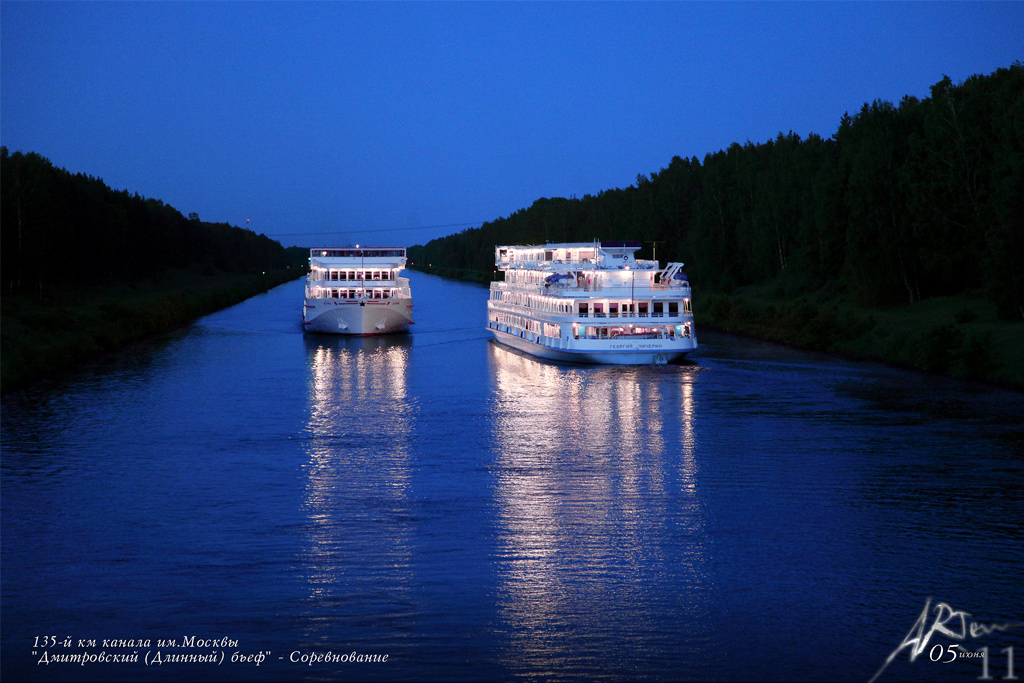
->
[696, 281, 1024, 391]
[1, 267, 304, 393]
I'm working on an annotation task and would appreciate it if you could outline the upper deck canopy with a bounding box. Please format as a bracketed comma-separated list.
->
[310, 247, 406, 259]
[495, 241, 649, 270]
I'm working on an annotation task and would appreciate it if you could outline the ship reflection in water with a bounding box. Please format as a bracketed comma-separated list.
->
[486, 343, 713, 679]
[301, 335, 415, 637]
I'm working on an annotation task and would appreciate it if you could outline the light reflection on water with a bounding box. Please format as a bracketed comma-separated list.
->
[300, 334, 416, 640]
[486, 344, 714, 679]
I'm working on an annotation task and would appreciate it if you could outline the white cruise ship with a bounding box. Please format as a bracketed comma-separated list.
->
[303, 247, 413, 334]
[486, 241, 697, 364]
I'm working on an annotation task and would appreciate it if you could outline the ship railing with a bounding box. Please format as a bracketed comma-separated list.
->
[308, 275, 404, 284]
[573, 311, 683, 321]
[650, 281, 691, 291]
[501, 258, 598, 269]
[493, 282, 605, 294]
[539, 282, 605, 293]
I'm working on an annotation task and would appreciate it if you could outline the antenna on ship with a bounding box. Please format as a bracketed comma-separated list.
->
[646, 241, 662, 262]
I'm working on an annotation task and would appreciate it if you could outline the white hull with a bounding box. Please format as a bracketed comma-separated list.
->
[303, 298, 413, 335]
[488, 326, 695, 365]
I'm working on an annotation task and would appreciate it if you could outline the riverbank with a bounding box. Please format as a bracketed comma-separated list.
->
[696, 282, 1024, 392]
[1, 267, 304, 393]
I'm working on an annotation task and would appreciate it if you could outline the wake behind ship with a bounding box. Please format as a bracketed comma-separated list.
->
[303, 247, 413, 334]
[486, 241, 697, 364]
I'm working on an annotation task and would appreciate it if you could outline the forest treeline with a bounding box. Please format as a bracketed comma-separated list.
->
[1, 148, 309, 391]
[1, 146, 307, 295]
[409, 64, 1023, 320]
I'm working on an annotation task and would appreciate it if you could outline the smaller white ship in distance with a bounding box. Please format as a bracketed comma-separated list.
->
[303, 246, 413, 334]
[486, 241, 697, 364]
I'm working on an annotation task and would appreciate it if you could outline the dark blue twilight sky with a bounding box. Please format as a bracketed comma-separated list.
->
[2, 2, 1021, 247]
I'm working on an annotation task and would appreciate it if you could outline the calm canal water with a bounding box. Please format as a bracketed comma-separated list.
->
[2, 271, 1022, 682]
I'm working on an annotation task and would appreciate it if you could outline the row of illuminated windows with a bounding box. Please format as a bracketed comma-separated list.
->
[489, 290, 574, 313]
[573, 324, 691, 340]
[308, 288, 398, 299]
[578, 299, 691, 316]
[313, 249, 405, 258]
[487, 310, 693, 343]
[489, 311, 543, 336]
[491, 292, 691, 317]
[500, 249, 596, 265]
[310, 269, 398, 281]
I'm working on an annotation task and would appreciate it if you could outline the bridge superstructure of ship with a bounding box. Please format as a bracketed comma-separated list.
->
[303, 247, 413, 335]
[486, 241, 696, 364]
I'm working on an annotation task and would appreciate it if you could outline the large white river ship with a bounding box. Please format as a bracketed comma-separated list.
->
[303, 247, 413, 334]
[486, 241, 697, 364]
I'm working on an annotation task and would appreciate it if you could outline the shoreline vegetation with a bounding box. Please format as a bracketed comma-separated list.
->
[696, 285, 1023, 391]
[1, 147, 308, 393]
[408, 64, 1023, 392]
[1, 268, 304, 393]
